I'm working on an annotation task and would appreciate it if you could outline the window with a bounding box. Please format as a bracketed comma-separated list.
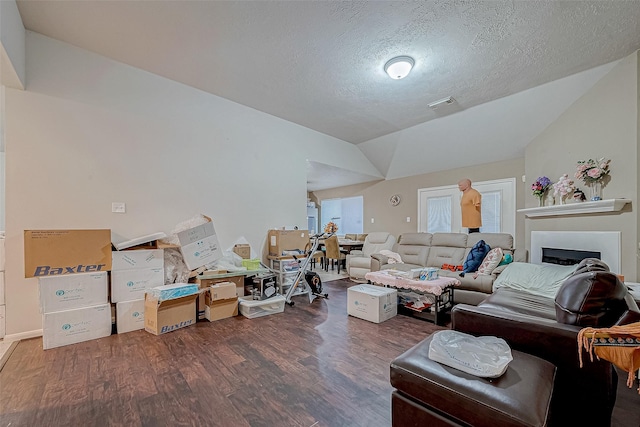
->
[320, 196, 363, 234]
[418, 178, 515, 239]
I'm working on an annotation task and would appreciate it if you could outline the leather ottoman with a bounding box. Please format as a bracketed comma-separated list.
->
[390, 335, 556, 427]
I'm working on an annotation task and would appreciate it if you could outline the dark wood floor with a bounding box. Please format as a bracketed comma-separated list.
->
[0, 278, 638, 427]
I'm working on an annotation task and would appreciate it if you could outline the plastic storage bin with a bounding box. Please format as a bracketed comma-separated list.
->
[238, 295, 286, 319]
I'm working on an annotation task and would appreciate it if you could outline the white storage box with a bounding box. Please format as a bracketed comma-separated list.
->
[111, 249, 165, 303]
[238, 295, 285, 319]
[347, 284, 397, 323]
[116, 299, 145, 334]
[42, 304, 112, 350]
[111, 268, 164, 303]
[112, 249, 163, 270]
[177, 218, 223, 270]
[38, 271, 108, 313]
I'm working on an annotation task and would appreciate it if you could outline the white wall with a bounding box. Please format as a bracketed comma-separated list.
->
[2, 32, 381, 337]
[0, 0, 25, 89]
[524, 52, 638, 281]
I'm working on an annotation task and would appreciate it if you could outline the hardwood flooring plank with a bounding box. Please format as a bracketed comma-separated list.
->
[1, 278, 638, 427]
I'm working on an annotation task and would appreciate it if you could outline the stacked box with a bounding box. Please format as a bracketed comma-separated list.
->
[177, 218, 222, 270]
[116, 299, 145, 334]
[267, 230, 309, 257]
[204, 282, 238, 322]
[144, 293, 197, 335]
[196, 274, 245, 297]
[43, 304, 112, 349]
[39, 271, 112, 349]
[38, 271, 108, 313]
[111, 249, 164, 303]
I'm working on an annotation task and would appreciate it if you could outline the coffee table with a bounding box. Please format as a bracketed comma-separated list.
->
[365, 270, 460, 325]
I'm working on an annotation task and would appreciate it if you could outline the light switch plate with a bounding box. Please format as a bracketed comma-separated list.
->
[112, 202, 126, 213]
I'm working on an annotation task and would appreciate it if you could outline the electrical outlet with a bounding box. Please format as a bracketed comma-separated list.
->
[406, 217, 411, 222]
[112, 202, 126, 213]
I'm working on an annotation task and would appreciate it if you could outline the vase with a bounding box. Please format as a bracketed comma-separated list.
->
[538, 196, 544, 207]
[589, 181, 602, 201]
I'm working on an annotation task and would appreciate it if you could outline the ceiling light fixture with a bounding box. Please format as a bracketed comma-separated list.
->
[428, 96, 455, 109]
[384, 56, 415, 80]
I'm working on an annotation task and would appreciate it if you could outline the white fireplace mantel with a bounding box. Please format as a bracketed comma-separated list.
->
[517, 199, 631, 218]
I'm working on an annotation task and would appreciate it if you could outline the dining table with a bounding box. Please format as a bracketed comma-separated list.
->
[318, 238, 364, 254]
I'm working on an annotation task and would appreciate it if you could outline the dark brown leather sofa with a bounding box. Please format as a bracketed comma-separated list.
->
[391, 259, 640, 427]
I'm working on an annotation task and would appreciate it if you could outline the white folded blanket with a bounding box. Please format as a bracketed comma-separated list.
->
[379, 250, 403, 264]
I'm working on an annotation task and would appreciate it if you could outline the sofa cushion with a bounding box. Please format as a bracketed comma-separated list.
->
[393, 233, 431, 267]
[493, 262, 578, 299]
[466, 232, 513, 250]
[461, 239, 490, 275]
[555, 271, 628, 327]
[477, 247, 503, 275]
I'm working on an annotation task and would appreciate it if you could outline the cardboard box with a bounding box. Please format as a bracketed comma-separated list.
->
[111, 268, 165, 303]
[347, 284, 397, 323]
[233, 244, 251, 259]
[196, 289, 207, 321]
[113, 232, 169, 251]
[409, 267, 439, 280]
[177, 218, 223, 270]
[24, 229, 112, 278]
[268, 229, 309, 257]
[112, 249, 163, 270]
[38, 271, 108, 313]
[111, 249, 165, 303]
[196, 274, 245, 297]
[42, 304, 112, 350]
[204, 297, 238, 322]
[144, 293, 197, 335]
[116, 299, 145, 334]
[209, 282, 237, 301]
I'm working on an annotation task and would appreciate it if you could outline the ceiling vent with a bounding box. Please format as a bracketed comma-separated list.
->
[428, 96, 455, 109]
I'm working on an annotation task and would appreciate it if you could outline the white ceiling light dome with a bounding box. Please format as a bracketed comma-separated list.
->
[384, 56, 415, 79]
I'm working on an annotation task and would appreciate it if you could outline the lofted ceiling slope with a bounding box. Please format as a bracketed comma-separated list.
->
[14, 1, 640, 190]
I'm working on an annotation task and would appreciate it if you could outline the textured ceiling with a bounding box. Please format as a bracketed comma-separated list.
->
[13, 0, 640, 189]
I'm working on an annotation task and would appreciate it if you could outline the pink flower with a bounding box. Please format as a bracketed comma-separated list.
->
[587, 168, 602, 178]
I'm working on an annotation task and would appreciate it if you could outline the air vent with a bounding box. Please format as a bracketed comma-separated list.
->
[428, 96, 455, 109]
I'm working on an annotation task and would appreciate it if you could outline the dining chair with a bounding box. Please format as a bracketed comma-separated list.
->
[324, 235, 346, 273]
[305, 241, 325, 270]
[344, 233, 357, 241]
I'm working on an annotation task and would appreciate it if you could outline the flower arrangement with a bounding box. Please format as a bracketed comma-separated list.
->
[575, 158, 611, 184]
[531, 176, 551, 199]
[552, 174, 575, 200]
[324, 221, 338, 233]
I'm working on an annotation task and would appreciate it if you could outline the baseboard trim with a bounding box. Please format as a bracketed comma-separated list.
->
[4, 329, 43, 342]
[0, 340, 19, 372]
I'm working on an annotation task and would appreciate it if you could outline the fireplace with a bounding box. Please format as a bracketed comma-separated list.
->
[531, 231, 621, 273]
[541, 247, 600, 266]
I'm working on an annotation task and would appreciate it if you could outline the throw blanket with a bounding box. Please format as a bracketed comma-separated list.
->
[379, 250, 403, 264]
[492, 262, 578, 299]
[578, 321, 640, 394]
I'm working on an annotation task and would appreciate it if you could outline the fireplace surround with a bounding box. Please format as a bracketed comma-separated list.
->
[530, 231, 621, 273]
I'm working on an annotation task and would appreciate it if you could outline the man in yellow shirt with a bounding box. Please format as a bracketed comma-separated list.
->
[458, 178, 482, 233]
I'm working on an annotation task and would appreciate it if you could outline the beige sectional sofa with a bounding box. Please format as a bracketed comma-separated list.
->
[370, 232, 526, 305]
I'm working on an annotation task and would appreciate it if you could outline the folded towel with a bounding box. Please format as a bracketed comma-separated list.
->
[147, 283, 199, 301]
